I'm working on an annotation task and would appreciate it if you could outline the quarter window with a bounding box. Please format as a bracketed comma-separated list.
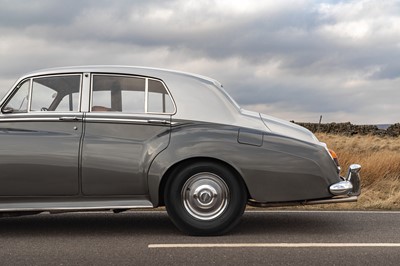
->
[3, 80, 30, 113]
[148, 79, 174, 113]
[91, 75, 174, 114]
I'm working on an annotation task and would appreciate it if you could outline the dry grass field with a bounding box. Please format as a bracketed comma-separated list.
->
[312, 133, 400, 210]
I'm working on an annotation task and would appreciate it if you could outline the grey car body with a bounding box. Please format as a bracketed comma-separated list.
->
[0, 66, 361, 235]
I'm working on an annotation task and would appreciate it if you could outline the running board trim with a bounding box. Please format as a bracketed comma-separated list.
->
[304, 196, 358, 205]
[0, 199, 153, 212]
[248, 196, 358, 208]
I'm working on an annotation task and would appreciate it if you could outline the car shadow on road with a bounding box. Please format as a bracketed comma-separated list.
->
[0, 210, 359, 238]
[0, 211, 181, 237]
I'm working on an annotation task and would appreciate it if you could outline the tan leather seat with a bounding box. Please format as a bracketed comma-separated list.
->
[92, 106, 112, 112]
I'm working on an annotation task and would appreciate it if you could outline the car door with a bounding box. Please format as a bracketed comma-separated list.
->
[0, 74, 83, 196]
[81, 74, 175, 195]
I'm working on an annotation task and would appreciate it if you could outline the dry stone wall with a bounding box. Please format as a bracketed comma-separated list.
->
[293, 122, 400, 137]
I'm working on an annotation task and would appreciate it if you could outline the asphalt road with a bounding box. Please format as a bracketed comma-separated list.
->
[0, 210, 399, 265]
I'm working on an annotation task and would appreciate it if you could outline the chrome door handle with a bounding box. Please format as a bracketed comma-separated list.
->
[59, 116, 82, 121]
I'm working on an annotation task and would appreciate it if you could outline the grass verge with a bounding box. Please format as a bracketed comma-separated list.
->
[315, 133, 400, 210]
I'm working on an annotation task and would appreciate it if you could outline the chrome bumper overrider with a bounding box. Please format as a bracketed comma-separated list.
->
[329, 164, 361, 196]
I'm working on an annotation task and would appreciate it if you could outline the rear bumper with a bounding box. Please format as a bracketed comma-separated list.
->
[329, 164, 361, 196]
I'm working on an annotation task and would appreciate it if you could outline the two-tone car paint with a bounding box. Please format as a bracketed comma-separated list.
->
[0, 66, 361, 235]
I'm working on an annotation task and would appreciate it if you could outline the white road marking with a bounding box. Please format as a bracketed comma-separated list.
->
[89, 210, 400, 214]
[148, 243, 400, 249]
[244, 210, 400, 214]
[77, 210, 400, 215]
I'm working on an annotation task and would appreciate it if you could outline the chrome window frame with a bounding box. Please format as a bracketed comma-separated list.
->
[27, 78, 33, 112]
[90, 73, 176, 115]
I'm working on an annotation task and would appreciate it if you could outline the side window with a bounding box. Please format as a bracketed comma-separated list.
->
[31, 75, 81, 112]
[57, 93, 80, 111]
[91, 75, 174, 114]
[92, 75, 145, 112]
[3, 80, 30, 113]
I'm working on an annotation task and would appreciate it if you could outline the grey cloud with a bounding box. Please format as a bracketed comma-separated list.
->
[0, 0, 85, 27]
[0, 0, 399, 124]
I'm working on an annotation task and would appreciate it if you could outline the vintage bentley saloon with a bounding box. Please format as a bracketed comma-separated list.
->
[0, 66, 361, 235]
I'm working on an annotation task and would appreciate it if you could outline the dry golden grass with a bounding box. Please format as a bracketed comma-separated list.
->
[314, 133, 400, 210]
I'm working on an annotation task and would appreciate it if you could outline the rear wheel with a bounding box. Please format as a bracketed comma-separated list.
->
[164, 161, 247, 236]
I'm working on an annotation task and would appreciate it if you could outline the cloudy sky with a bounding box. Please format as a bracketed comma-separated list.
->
[0, 0, 399, 124]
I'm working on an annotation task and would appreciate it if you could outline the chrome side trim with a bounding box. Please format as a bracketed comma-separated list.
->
[0, 112, 84, 123]
[84, 117, 171, 125]
[304, 196, 358, 205]
[247, 196, 358, 208]
[0, 115, 174, 125]
[0, 199, 154, 212]
[0, 117, 65, 122]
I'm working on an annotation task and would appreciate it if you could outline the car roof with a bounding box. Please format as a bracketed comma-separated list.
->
[23, 65, 221, 87]
[6, 65, 267, 130]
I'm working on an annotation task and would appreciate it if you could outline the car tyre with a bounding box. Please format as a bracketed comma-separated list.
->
[164, 161, 247, 236]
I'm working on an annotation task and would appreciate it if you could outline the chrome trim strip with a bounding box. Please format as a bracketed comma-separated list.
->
[304, 196, 358, 205]
[82, 112, 170, 119]
[247, 196, 358, 208]
[85, 117, 149, 124]
[0, 201, 154, 212]
[84, 117, 171, 125]
[0, 117, 64, 122]
[0, 112, 84, 123]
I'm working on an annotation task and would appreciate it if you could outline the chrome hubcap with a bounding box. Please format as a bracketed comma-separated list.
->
[182, 172, 229, 221]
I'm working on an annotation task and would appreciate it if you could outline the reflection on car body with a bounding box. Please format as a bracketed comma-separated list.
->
[0, 66, 361, 235]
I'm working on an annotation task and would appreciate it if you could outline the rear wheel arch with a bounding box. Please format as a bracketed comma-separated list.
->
[162, 158, 248, 235]
[158, 157, 249, 207]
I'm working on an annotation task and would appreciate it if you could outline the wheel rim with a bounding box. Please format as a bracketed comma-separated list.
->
[181, 172, 230, 221]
